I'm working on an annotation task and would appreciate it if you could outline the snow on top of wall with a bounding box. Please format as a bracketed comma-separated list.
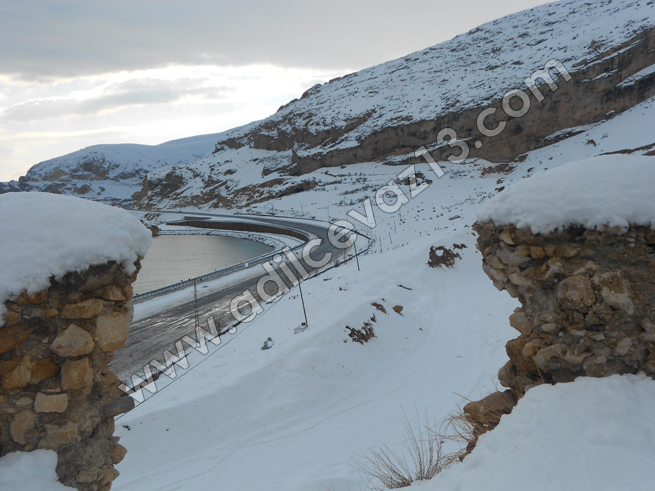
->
[476, 155, 655, 233]
[0, 450, 74, 491]
[0, 192, 151, 325]
[414, 374, 655, 491]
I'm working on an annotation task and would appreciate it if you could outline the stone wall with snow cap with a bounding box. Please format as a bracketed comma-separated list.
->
[474, 155, 655, 394]
[0, 192, 151, 490]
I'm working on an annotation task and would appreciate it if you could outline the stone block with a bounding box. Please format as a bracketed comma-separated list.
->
[102, 285, 126, 301]
[96, 312, 129, 351]
[3, 310, 20, 325]
[0, 325, 21, 354]
[61, 357, 94, 390]
[509, 311, 533, 336]
[39, 422, 80, 449]
[25, 290, 48, 304]
[35, 392, 68, 413]
[10, 410, 37, 445]
[61, 299, 105, 319]
[99, 467, 120, 485]
[30, 357, 60, 382]
[556, 276, 595, 311]
[2, 355, 33, 390]
[76, 469, 99, 484]
[51, 324, 94, 357]
[111, 444, 127, 464]
[100, 396, 135, 418]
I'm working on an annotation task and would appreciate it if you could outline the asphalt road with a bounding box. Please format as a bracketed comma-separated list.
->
[109, 214, 352, 381]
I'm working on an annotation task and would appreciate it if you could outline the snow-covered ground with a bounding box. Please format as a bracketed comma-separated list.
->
[108, 95, 655, 490]
[0, 450, 73, 490]
[414, 374, 655, 491]
[0, 99, 653, 491]
[115, 227, 517, 491]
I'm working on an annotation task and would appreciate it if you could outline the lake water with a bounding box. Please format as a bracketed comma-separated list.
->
[132, 235, 273, 294]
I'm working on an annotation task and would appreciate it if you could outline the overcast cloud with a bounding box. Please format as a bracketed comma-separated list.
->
[0, 0, 550, 180]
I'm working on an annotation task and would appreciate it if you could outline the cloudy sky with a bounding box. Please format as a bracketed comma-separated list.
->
[0, 0, 549, 181]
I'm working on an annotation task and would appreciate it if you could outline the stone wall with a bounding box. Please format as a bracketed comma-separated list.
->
[458, 221, 655, 456]
[0, 260, 140, 490]
[474, 221, 655, 393]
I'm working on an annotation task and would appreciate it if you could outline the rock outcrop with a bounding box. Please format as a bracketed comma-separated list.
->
[0, 260, 140, 490]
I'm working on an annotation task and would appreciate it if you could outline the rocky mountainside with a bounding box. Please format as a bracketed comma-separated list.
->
[1, 132, 228, 202]
[132, 0, 655, 210]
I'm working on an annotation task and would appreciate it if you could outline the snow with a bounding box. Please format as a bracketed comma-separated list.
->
[0, 450, 74, 490]
[6, 130, 235, 202]
[0, 2, 653, 489]
[476, 155, 655, 233]
[137, 0, 655, 203]
[0, 192, 152, 325]
[114, 228, 518, 490]
[414, 374, 655, 491]
[111, 93, 655, 489]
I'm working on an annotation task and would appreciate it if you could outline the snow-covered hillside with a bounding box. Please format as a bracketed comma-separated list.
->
[2, 131, 234, 202]
[132, 0, 655, 209]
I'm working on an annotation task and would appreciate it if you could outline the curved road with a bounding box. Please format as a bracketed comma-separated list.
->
[109, 213, 356, 381]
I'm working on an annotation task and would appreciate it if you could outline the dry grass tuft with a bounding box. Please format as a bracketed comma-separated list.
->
[355, 412, 457, 490]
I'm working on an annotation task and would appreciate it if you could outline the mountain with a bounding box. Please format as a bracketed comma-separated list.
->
[132, 0, 655, 209]
[1, 131, 230, 202]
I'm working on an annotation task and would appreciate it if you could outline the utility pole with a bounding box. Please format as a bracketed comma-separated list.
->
[298, 281, 309, 328]
[353, 236, 361, 271]
[193, 280, 199, 331]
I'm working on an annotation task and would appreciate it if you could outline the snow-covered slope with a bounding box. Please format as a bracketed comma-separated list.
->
[2, 131, 233, 202]
[112, 88, 655, 489]
[133, 0, 655, 209]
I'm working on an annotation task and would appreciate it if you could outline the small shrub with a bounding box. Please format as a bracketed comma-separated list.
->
[347, 322, 375, 344]
[428, 245, 461, 268]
